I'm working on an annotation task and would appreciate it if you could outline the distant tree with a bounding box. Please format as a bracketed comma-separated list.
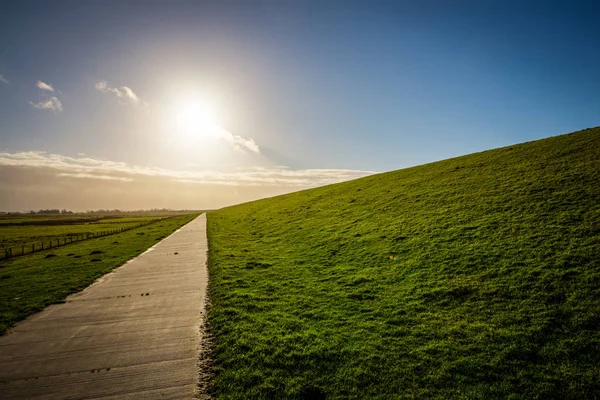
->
[38, 209, 60, 214]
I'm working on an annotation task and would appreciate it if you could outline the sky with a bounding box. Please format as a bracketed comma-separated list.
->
[1, 0, 599, 211]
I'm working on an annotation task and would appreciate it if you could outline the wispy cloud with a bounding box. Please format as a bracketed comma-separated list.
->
[95, 80, 141, 105]
[0, 74, 8, 84]
[30, 81, 62, 112]
[0, 151, 375, 187]
[36, 81, 54, 91]
[212, 125, 260, 154]
[0, 151, 376, 211]
[30, 97, 63, 112]
[57, 173, 133, 182]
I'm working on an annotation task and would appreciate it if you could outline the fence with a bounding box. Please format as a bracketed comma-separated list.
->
[0, 217, 175, 261]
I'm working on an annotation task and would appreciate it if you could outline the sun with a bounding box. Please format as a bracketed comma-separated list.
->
[176, 102, 219, 138]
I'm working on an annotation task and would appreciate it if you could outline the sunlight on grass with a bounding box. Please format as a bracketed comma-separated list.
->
[0, 214, 198, 334]
[207, 127, 600, 399]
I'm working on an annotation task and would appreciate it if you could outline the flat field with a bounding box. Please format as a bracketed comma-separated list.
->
[0, 213, 188, 252]
[207, 128, 600, 399]
[0, 213, 199, 334]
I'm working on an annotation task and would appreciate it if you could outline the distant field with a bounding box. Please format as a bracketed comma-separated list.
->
[207, 128, 600, 399]
[0, 214, 189, 257]
[0, 213, 199, 334]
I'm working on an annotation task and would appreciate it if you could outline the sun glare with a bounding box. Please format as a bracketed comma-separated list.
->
[176, 102, 219, 138]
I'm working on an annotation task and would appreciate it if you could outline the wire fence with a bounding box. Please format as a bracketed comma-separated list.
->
[0, 217, 176, 261]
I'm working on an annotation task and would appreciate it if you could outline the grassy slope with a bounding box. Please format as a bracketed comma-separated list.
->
[0, 214, 198, 335]
[207, 127, 600, 399]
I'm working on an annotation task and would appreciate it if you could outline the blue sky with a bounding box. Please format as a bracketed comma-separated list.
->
[0, 1, 599, 210]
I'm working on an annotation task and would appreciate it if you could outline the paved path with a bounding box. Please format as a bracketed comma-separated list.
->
[0, 214, 208, 399]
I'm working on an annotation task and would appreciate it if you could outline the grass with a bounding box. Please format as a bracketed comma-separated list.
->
[206, 127, 600, 399]
[0, 214, 169, 250]
[0, 213, 198, 335]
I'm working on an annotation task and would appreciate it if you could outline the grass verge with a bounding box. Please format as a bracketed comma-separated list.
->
[0, 214, 198, 335]
[207, 127, 600, 399]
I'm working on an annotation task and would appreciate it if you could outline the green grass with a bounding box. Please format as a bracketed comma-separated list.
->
[207, 127, 600, 399]
[0, 215, 168, 250]
[0, 213, 198, 335]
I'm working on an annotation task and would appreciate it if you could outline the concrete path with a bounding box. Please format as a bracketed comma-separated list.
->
[0, 214, 208, 399]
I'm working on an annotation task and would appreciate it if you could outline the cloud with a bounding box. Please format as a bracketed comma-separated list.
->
[57, 173, 133, 182]
[0, 74, 8, 84]
[95, 80, 141, 104]
[36, 81, 54, 91]
[233, 136, 260, 153]
[30, 97, 63, 112]
[31, 81, 62, 112]
[0, 151, 376, 211]
[0, 151, 374, 187]
[212, 125, 260, 153]
[120, 86, 139, 102]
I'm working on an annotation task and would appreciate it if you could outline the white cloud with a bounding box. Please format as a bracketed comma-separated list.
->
[232, 135, 260, 154]
[0, 74, 8, 84]
[30, 97, 63, 112]
[57, 173, 133, 182]
[120, 86, 139, 102]
[36, 81, 54, 91]
[0, 151, 375, 187]
[95, 80, 141, 104]
[212, 125, 260, 153]
[0, 152, 377, 210]
[31, 81, 62, 112]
